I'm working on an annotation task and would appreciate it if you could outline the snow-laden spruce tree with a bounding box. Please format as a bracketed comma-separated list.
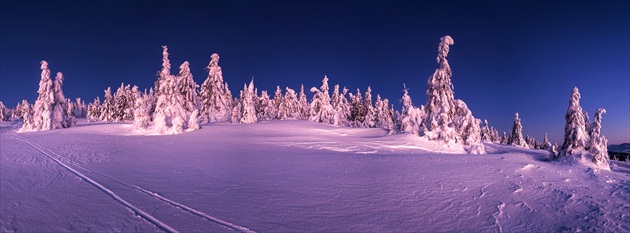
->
[87, 97, 101, 121]
[588, 108, 609, 170]
[363, 87, 377, 128]
[256, 90, 271, 120]
[349, 89, 367, 127]
[480, 120, 491, 141]
[237, 80, 257, 124]
[112, 83, 135, 122]
[99, 87, 114, 122]
[559, 87, 590, 157]
[153, 45, 188, 134]
[542, 133, 551, 150]
[21, 61, 55, 131]
[278, 87, 299, 120]
[376, 95, 396, 134]
[398, 84, 424, 135]
[423, 35, 458, 142]
[11, 99, 29, 120]
[309, 76, 334, 124]
[50, 72, 71, 129]
[199, 53, 233, 123]
[453, 100, 484, 153]
[133, 88, 151, 130]
[65, 98, 77, 127]
[508, 113, 527, 147]
[332, 86, 351, 126]
[297, 85, 310, 120]
[176, 61, 200, 120]
[422, 36, 484, 153]
[269, 86, 283, 120]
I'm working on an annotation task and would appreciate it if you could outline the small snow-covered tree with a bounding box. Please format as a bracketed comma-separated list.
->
[376, 96, 395, 133]
[349, 89, 367, 127]
[133, 88, 151, 130]
[453, 100, 484, 153]
[297, 85, 310, 120]
[542, 133, 551, 150]
[256, 90, 271, 120]
[398, 84, 424, 134]
[269, 86, 283, 120]
[559, 87, 589, 157]
[279, 87, 299, 120]
[199, 53, 233, 122]
[238, 80, 257, 124]
[99, 87, 114, 122]
[309, 76, 333, 124]
[480, 120, 491, 141]
[188, 109, 200, 131]
[65, 98, 77, 127]
[508, 113, 527, 147]
[87, 97, 101, 121]
[363, 87, 377, 128]
[50, 72, 70, 129]
[21, 61, 55, 131]
[588, 108, 609, 170]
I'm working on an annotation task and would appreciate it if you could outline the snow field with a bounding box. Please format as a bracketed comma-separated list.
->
[1, 120, 629, 232]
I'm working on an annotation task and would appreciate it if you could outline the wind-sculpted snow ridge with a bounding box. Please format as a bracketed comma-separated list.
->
[1, 120, 629, 232]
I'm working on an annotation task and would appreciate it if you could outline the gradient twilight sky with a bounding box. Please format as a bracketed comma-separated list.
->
[1, 0, 628, 144]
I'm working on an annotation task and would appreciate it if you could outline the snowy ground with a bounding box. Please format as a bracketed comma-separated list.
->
[1, 120, 629, 232]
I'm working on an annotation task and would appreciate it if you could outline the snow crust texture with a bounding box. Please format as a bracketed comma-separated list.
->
[1, 120, 628, 232]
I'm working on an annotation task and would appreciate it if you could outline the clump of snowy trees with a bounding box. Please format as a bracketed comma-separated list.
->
[8, 38, 610, 164]
[19, 61, 75, 132]
[550, 87, 610, 170]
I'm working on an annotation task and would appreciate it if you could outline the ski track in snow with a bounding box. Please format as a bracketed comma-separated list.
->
[10, 134, 255, 233]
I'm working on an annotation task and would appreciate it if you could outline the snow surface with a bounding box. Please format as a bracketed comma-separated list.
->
[1, 120, 629, 232]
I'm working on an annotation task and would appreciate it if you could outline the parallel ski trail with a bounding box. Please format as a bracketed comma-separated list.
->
[12, 135, 179, 233]
[12, 134, 255, 233]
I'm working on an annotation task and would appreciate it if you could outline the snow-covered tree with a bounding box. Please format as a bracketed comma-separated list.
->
[588, 108, 609, 170]
[559, 87, 589, 157]
[363, 87, 377, 128]
[65, 98, 77, 127]
[236, 80, 258, 124]
[397, 84, 424, 135]
[99, 87, 114, 122]
[21, 61, 55, 131]
[256, 90, 271, 120]
[50, 72, 70, 129]
[332, 86, 351, 126]
[133, 88, 151, 130]
[480, 120, 491, 141]
[453, 100, 484, 153]
[508, 113, 527, 147]
[87, 97, 101, 121]
[297, 85, 310, 120]
[542, 133, 551, 150]
[278, 87, 299, 120]
[269, 86, 283, 120]
[153, 45, 188, 134]
[73, 98, 87, 118]
[188, 109, 200, 131]
[12, 99, 30, 120]
[376, 96, 395, 133]
[423, 35, 458, 142]
[349, 89, 367, 127]
[309, 76, 333, 124]
[176, 61, 200, 120]
[199, 53, 233, 123]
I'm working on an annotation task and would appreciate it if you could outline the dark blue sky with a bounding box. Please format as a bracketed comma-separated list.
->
[1, 0, 628, 144]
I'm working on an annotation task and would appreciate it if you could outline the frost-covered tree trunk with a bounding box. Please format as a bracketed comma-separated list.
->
[21, 61, 55, 132]
[508, 113, 527, 148]
[199, 53, 232, 123]
[559, 87, 589, 157]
